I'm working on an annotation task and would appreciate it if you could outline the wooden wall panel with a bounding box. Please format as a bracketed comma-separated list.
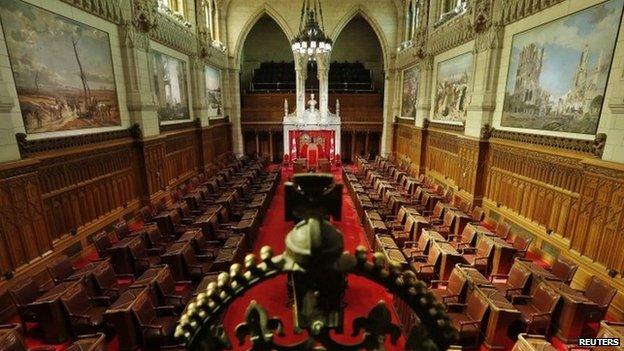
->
[37, 140, 140, 240]
[425, 130, 460, 184]
[393, 123, 422, 175]
[0, 165, 51, 271]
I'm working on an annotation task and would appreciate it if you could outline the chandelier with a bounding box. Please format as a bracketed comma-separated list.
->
[291, 0, 332, 55]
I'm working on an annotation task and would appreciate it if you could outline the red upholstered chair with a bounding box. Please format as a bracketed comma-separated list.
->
[580, 276, 617, 323]
[60, 282, 109, 337]
[133, 292, 177, 348]
[446, 289, 490, 348]
[47, 255, 76, 284]
[8, 278, 45, 331]
[92, 231, 113, 258]
[92, 260, 129, 301]
[490, 260, 531, 299]
[549, 257, 578, 285]
[510, 235, 533, 259]
[511, 282, 561, 336]
[283, 154, 290, 166]
[460, 239, 493, 275]
[430, 268, 467, 304]
[469, 206, 485, 223]
[494, 221, 512, 240]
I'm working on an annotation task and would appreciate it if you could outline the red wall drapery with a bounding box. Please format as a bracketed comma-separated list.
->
[288, 130, 335, 162]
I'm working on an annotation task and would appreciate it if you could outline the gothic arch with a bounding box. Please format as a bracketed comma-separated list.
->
[329, 5, 391, 70]
[232, 4, 294, 67]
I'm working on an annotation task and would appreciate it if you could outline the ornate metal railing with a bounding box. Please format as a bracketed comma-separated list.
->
[176, 174, 459, 350]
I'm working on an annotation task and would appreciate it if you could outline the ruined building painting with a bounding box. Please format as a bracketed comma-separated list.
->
[502, 0, 623, 134]
[400, 65, 419, 118]
[205, 65, 222, 118]
[151, 51, 190, 122]
[0, 0, 120, 134]
[433, 52, 473, 123]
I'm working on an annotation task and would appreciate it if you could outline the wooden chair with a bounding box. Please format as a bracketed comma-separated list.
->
[511, 282, 561, 336]
[490, 261, 531, 299]
[446, 289, 490, 348]
[549, 257, 578, 285]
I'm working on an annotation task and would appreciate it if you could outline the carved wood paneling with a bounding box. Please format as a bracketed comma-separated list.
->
[425, 130, 460, 183]
[0, 168, 51, 271]
[163, 131, 198, 185]
[571, 161, 624, 272]
[37, 140, 140, 240]
[393, 124, 422, 174]
[485, 141, 583, 239]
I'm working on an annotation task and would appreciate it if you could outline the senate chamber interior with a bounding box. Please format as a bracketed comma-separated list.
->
[0, 0, 623, 350]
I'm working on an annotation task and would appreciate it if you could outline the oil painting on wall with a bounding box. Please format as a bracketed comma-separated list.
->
[400, 65, 419, 118]
[151, 51, 190, 122]
[502, 0, 623, 134]
[204, 65, 222, 118]
[433, 52, 473, 123]
[0, 0, 120, 134]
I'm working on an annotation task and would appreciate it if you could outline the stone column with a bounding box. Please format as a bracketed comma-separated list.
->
[119, 23, 159, 137]
[381, 68, 397, 155]
[294, 52, 309, 118]
[415, 56, 434, 128]
[315, 52, 330, 119]
[227, 66, 244, 155]
[190, 56, 209, 126]
[465, 25, 504, 137]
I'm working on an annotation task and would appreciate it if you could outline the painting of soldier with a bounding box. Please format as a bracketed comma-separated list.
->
[400, 65, 419, 118]
[0, 0, 120, 134]
[432, 52, 473, 123]
[151, 51, 190, 121]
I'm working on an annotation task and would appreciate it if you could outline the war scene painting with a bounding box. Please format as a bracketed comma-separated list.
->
[151, 51, 190, 121]
[205, 65, 222, 118]
[400, 65, 419, 118]
[433, 52, 472, 123]
[0, 0, 120, 134]
[502, 0, 623, 134]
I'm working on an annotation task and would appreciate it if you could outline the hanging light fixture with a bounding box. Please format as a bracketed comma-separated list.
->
[291, 0, 332, 55]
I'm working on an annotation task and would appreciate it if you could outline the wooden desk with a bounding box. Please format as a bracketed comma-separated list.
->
[375, 234, 398, 251]
[405, 212, 430, 241]
[462, 223, 495, 243]
[104, 287, 148, 351]
[381, 247, 409, 269]
[430, 240, 465, 280]
[30, 281, 76, 343]
[421, 191, 443, 212]
[455, 265, 494, 289]
[419, 230, 446, 254]
[154, 209, 181, 238]
[66, 259, 110, 296]
[365, 214, 388, 248]
[548, 280, 599, 343]
[479, 235, 517, 275]
[511, 334, 557, 351]
[514, 259, 561, 293]
[596, 321, 624, 350]
[109, 236, 141, 275]
[193, 211, 220, 238]
[446, 209, 472, 238]
[476, 286, 521, 349]
[161, 241, 193, 282]
[130, 265, 169, 289]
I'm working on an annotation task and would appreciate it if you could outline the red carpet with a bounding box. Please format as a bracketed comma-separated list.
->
[221, 167, 406, 350]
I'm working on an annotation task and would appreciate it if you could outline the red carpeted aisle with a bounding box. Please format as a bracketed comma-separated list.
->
[221, 167, 406, 350]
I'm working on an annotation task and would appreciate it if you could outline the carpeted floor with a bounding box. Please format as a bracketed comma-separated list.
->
[221, 167, 406, 350]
